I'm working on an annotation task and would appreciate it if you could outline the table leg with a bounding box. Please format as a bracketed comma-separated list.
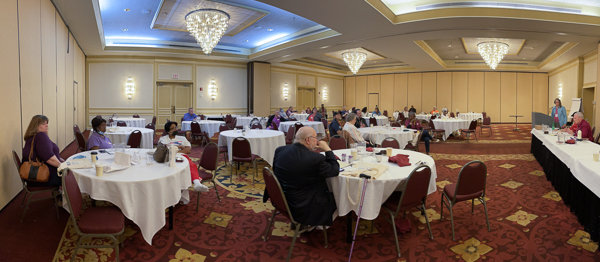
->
[169, 206, 174, 230]
[514, 117, 520, 131]
[347, 214, 353, 244]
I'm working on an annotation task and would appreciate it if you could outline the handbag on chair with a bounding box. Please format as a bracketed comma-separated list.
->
[19, 133, 50, 182]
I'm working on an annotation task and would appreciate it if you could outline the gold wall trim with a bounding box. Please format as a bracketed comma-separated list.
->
[271, 67, 344, 80]
[583, 50, 598, 61]
[537, 42, 578, 69]
[548, 57, 579, 76]
[414, 40, 448, 68]
[103, 46, 249, 59]
[279, 61, 348, 75]
[583, 82, 596, 88]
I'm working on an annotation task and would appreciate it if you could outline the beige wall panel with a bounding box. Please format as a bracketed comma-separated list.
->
[271, 72, 297, 108]
[532, 74, 549, 114]
[437, 72, 452, 113]
[407, 73, 422, 111]
[584, 59, 597, 85]
[355, 76, 367, 109]
[41, 0, 57, 142]
[19, 0, 43, 137]
[252, 63, 271, 117]
[394, 74, 408, 111]
[158, 64, 192, 81]
[345, 77, 355, 108]
[549, 65, 578, 114]
[367, 75, 381, 95]
[468, 72, 484, 113]
[421, 72, 437, 113]
[65, 33, 75, 143]
[56, 16, 67, 148]
[317, 77, 343, 108]
[298, 74, 316, 87]
[452, 72, 468, 113]
[196, 65, 246, 112]
[517, 73, 533, 122]
[0, 0, 26, 211]
[484, 72, 501, 122]
[380, 74, 394, 114]
[500, 72, 517, 123]
[76, 46, 86, 128]
[89, 63, 154, 109]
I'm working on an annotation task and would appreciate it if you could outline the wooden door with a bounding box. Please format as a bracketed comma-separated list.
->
[157, 83, 192, 127]
[304, 89, 314, 110]
[368, 93, 379, 112]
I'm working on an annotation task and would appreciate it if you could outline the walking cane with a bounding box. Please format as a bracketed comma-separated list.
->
[348, 173, 371, 262]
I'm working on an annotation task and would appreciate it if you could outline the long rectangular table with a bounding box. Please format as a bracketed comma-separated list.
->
[530, 129, 600, 241]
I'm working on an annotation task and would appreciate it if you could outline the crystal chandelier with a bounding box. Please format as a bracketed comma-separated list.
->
[342, 51, 367, 74]
[185, 9, 230, 55]
[477, 42, 509, 70]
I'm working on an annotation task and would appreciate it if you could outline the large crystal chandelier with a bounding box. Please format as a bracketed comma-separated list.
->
[342, 51, 367, 74]
[477, 42, 509, 70]
[185, 9, 230, 55]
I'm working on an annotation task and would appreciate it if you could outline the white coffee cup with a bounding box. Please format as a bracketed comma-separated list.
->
[593, 153, 600, 162]
[95, 163, 104, 176]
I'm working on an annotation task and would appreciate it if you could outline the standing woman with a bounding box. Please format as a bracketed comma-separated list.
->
[22, 115, 63, 187]
[550, 98, 567, 128]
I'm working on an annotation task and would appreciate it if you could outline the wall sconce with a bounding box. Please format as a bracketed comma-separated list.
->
[208, 79, 218, 100]
[558, 83, 563, 99]
[323, 86, 328, 101]
[283, 83, 289, 101]
[125, 78, 135, 100]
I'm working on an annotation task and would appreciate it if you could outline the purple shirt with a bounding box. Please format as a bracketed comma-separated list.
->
[22, 132, 60, 176]
[405, 119, 422, 130]
[87, 131, 113, 150]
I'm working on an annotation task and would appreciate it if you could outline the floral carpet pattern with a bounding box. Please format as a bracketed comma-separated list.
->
[52, 124, 600, 261]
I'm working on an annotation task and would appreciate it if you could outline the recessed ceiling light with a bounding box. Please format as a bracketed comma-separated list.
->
[142, 9, 151, 14]
[267, 29, 273, 31]
[556, 32, 567, 35]
[455, 55, 459, 58]
[523, 57, 526, 59]
[122, 29, 128, 31]
[447, 44, 452, 48]
[124, 8, 130, 12]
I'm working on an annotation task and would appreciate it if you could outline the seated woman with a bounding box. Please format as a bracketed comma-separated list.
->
[279, 107, 289, 119]
[372, 107, 382, 116]
[22, 115, 63, 187]
[430, 106, 439, 115]
[286, 106, 296, 117]
[304, 107, 312, 114]
[266, 109, 287, 130]
[159, 121, 209, 201]
[405, 114, 437, 154]
[88, 117, 113, 150]
[308, 107, 323, 121]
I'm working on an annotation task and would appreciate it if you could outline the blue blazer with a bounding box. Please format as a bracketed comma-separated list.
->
[550, 106, 567, 127]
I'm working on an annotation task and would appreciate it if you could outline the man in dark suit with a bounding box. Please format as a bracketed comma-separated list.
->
[265, 127, 340, 226]
[354, 109, 367, 129]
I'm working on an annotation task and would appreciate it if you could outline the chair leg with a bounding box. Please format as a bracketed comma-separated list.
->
[421, 203, 434, 240]
[21, 194, 32, 223]
[440, 193, 445, 219]
[109, 235, 120, 262]
[54, 190, 60, 219]
[481, 197, 491, 231]
[196, 191, 200, 212]
[20, 191, 27, 207]
[449, 203, 455, 241]
[471, 199, 475, 214]
[322, 226, 328, 248]
[71, 236, 84, 262]
[230, 161, 234, 184]
[389, 212, 401, 257]
[263, 210, 277, 241]
[253, 161, 257, 184]
[286, 224, 302, 262]
[212, 181, 221, 202]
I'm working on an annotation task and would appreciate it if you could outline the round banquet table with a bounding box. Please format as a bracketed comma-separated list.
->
[458, 113, 483, 122]
[432, 119, 470, 140]
[218, 129, 285, 166]
[64, 149, 191, 245]
[104, 127, 154, 149]
[326, 149, 437, 220]
[278, 121, 326, 137]
[236, 116, 267, 128]
[415, 114, 431, 121]
[203, 115, 226, 121]
[112, 117, 146, 128]
[290, 113, 309, 122]
[367, 116, 389, 126]
[181, 120, 225, 137]
[358, 126, 417, 148]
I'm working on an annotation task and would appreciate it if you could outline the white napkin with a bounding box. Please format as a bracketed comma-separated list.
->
[169, 145, 178, 167]
[114, 152, 131, 167]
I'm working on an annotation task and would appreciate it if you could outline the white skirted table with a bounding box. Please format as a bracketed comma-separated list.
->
[65, 149, 191, 245]
[415, 114, 432, 121]
[358, 126, 417, 148]
[278, 121, 326, 137]
[458, 113, 483, 122]
[180, 120, 225, 137]
[290, 113, 309, 122]
[112, 118, 146, 128]
[432, 119, 470, 140]
[367, 116, 389, 126]
[218, 130, 285, 166]
[104, 127, 154, 149]
[236, 117, 267, 128]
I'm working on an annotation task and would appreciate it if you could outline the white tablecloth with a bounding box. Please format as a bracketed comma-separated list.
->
[279, 121, 326, 136]
[203, 115, 226, 121]
[532, 129, 600, 197]
[236, 117, 267, 128]
[181, 120, 225, 137]
[112, 118, 146, 128]
[326, 149, 437, 220]
[65, 149, 191, 245]
[290, 113, 309, 122]
[367, 116, 389, 126]
[415, 114, 431, 121]
[458, 113, 483, 121]
[218, 130, 285, 166]
[104, 127, 154, 149]
[358, 126, 417, 148]
[432, 119, 470, 140]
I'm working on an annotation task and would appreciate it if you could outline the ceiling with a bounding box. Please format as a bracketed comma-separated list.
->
[54, 0, 600, 75]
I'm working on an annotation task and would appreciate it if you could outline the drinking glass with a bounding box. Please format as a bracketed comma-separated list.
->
[350, 144, 358, 159]
[357, 142, 366, 155]
[146, 154, 153, 165]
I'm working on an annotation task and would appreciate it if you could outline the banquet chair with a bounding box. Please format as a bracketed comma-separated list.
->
[116, 121, 127, 127]
[251, 123, 262, 129]
[591, 127, 596, 141]
[194, 143, 221, 207]
[380, 137, 400, 149]
[294, 123, 304, 135]
[108, 117, 114, 125]
[152, 116, 156, 125]
[225, 114, 233, 125]
[341, 130, 357, 148]
[73, 124, 81, 138]
[132, 114, 140, 118]
[369, 117, 378, 126]
[449, 112, 455, 118]
[13, 150, 60, 223]
[391, 122, 401, 127]
[180, 117, 184, 124]
[404, 131, 423, 152]
[95, 115, 102, 119]
[329, 135, 347, 150]
[145, 123, 155, 131]
[285, 127, 295, 145]
[230, 137, 259, 183]
[210, 124, 230, 165]
[127, 130, 142, 148]
[595, 132, 600, 144]
[429, 120, 445, 140]
[62, 169, 125, 262]
[382, 165, 433, 257]
[440, 161, 490, 241]
[399, 113, 406, 122]
[263, 167, 327, 262]
[383, 110, 389, 118]
[289, 117, 297, 121]
[75, 130, 86, 153]
[480, 117, 492, 136]
[431, 115, 436, 119]
[321, 118, 328, 131]
[482, 112, 487, 119]
[460, 120, 478, 143]
[191, 122, 207, 146]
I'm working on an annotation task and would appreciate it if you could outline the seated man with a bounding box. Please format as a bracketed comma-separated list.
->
[562, 112, 593, 140]
[353, 109, 367, 128]
[344, 113, 374, 147]
[266, 127, 340, 226]
[183, 108, 197, 121]
[402, 107, 410, 118]
[329, 111, 343, 137]
[409, 105, 417, 114]
[430, 106, 439, 115]
[279, 107, 289, 119]
[340, 107, 349, 118]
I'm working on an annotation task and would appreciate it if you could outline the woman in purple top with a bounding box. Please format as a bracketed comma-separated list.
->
[22, 115, 63, 187]
[88, 117, 113, 150]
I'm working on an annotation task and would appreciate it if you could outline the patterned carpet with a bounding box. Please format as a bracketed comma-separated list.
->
[46, 124, 600, 261]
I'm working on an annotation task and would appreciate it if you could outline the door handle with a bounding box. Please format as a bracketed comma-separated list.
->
[172, 105, 175, 114]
